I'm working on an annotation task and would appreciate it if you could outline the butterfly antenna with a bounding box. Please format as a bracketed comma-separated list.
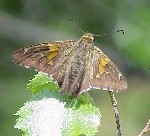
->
[115, 29, 124, 34]
[94, 29, 125, 37]
[70, 19, 85, 33]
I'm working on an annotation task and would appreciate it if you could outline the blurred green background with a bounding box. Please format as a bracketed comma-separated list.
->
[0, 0, 150, 136]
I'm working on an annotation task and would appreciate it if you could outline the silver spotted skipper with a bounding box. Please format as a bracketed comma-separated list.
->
[12, 33, 127, 97]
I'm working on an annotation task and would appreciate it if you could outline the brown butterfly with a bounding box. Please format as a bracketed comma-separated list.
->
[12, 33, 127, 97]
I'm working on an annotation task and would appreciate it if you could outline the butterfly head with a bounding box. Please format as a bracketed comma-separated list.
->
[80, 33, 94, 45]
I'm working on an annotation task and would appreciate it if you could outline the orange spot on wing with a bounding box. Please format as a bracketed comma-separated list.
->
[47, 44, 59, 65]
[48, 44, 59, 51]
[96, 57, 110, 78]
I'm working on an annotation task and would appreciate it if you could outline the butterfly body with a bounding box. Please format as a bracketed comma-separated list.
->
[12, 33, 127, 97]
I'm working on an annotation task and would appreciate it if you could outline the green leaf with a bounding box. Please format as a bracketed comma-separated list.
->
[27, 72, 60, 94]
[15, 72, 101, 136]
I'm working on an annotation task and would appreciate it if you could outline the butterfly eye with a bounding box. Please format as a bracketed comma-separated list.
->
[82, 36, 94, 43]
[89, 36, 94, 41]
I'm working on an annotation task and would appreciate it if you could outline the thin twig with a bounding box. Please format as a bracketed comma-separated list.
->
[138, 118, 150, 136]
[109, 91, 122, 136]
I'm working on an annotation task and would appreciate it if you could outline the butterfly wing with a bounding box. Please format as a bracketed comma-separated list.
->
[78, 46, 127, 96]
[91, 46, 127, 92]
[12, 40, 75, 84]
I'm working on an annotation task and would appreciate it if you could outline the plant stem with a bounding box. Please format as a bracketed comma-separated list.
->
[109, 91, 122, 136]
[138, 118, 150, 136]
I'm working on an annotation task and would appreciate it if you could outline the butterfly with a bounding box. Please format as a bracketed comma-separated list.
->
[12, 33, 127, 97]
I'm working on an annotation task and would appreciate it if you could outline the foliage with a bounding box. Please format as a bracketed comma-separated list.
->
[14, 72, 101, 136]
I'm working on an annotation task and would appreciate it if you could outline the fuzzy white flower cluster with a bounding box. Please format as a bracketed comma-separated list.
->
[15, 97, 71, 136]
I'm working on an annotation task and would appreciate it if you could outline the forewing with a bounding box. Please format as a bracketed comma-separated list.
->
[12, 40, 75, 77]
[88, 46, 127, 92]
